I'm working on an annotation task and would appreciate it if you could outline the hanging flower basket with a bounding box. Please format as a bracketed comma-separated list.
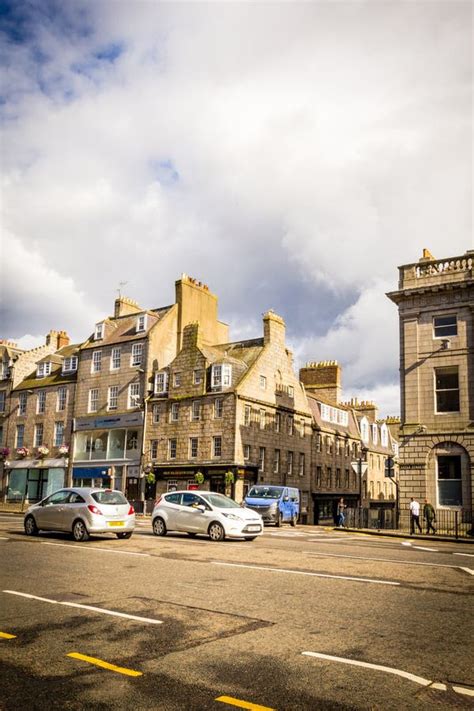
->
[58, 444, 69, 457]
[146, 471, 156, 485]
[224, 470, 235, 486]
[0, 447, 10, 459]
[194, 471, 204, 485]
[37, 445, 50, 458]
[16, 447, 30, 458]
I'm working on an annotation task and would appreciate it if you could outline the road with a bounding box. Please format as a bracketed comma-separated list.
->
[0, 513, 473, 710]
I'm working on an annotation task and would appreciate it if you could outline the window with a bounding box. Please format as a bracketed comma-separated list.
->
[191, 400, 201, 421]
[94, 323, 104, 340]
[244, 444, 250, 460]
[54, 421, 64, 446]
[168, 438, 177, 459]
[170, 402, 179, 422]
[152, 404, 160, 424]
[92, 351, 102, 373]
[326, 436, 332, 454]
[108, 385, 119, 411]
[244, 405, 251, 426]
[37, 391, 46, 414]
[435, 367, 460, 412]
[437, 455, 462, 506]
[372, 424, 378, 445]
[288, 416, 294, 435]
[111, 347, 121, 371]
[136, 314, 147, 332]
[37, 361, 51, 378]
[214, 398, 223, 419]
[260, 375, 267, 390]
[381, 424, 388, 448]
[62, 356, 78, 373]
[259, 447, 265, 472]
[336, 468, 341, 487]
[299, 453, 305, 477]
[326, 467, 332, 486]
[34, 423, 43, 447]
[321, 403, 348, 426]
[154, 371, 168, 394]
[275, 412, 281, 433]
[300, 419, 305, 438]
[16, 424, 25, 448]
[189, 437, 198, 458]
[259, 409, 266, 430]
[287, 451, 293, 476]
[316, 434, 322, 452]
[151, 440, 159, 459]
[273, 449, 280, 474]
[128, 383, 140, 409]
[345, 469, 350, 487]
[193, 369, 202, 385]
[434, 315, 457, 338]
[211, 363, 231, 388]
[57, 386, 67, 412]
[213, 436, 222, 458]
[89, 388, 99, 413]
[288, 385, 294, 398]
[173, 372, 181, 388]
[0, 391, 5, 413]
[360, 417, 370, 443]
[131, 343, 143, 367]
[316, 466, 322, 487]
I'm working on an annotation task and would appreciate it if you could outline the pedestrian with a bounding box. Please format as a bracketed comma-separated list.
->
[337, 498, 346, 528]
[409, 497, 422, 535]
[423, 499, 436, 535]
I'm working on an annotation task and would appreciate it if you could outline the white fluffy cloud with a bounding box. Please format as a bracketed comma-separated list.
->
[1, 1, 472, 416]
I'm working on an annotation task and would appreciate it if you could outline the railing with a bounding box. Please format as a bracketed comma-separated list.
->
[345, 507, 473, 539]
[415, 256, 472, 279]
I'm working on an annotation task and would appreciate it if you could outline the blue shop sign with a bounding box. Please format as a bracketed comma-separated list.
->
[73, 467, 110, 479]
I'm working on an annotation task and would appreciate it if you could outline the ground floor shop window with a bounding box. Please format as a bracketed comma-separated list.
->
[437, 455, 462, 507]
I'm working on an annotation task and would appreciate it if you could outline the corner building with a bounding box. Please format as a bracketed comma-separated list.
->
[387, 249, 474, 516]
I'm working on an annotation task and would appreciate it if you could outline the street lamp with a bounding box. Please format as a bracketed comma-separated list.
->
[351, 445, 368, 525]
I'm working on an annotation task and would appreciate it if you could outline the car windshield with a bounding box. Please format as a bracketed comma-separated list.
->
[247, 486, 283, 499]
[91, 490, 128, 505]
[200, 493, 241, 509]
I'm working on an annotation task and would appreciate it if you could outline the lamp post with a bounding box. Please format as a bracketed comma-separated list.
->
[352, 445, 368, 527]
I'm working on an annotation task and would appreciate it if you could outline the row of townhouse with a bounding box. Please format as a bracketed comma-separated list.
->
[0, 275, 398, 524]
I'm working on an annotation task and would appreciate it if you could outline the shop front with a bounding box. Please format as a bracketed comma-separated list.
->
[151, 465, 258, 505]
[5, 459, 67, 502]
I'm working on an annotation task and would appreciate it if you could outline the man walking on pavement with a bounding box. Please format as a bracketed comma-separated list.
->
[409, 497, 422, 535]
[423, 499, 437, 535]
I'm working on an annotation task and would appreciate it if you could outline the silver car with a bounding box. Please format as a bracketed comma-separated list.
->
[24, 488, 135, 542]
[152, 490, 263, 541]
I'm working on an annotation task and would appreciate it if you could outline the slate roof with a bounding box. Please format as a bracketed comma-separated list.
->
[14, 344, 81, 391]
[80, 306, 172, 350]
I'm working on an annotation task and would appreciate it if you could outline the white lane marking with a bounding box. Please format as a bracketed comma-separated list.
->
[0, 536, 9, 540]
[458, 567, 474, 576]
[412, 545, 438, 552]
[302, 652, 474, 697]
[309, 551, 462, 571]
[453, 552, 474, 558]
[212, 561, 399, 586]
[402, 542, 412, 546]
[41, 542, 150, 557]
[3, 590, 163, 624]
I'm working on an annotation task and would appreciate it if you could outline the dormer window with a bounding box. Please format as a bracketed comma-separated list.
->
[360, 417, 370, 445]
[37, 361, 52, 378]
[94, 322, 104, 340]
[154, 371, 169, 394]
[136, 314, 147, 332]
[62, 356, 78, 374]
[372, 424, 378, 445]
[211, 363, 232, 389]
[381, 424, 388, 448]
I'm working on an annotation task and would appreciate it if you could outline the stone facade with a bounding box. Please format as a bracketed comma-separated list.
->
[387, 249, 474, 514]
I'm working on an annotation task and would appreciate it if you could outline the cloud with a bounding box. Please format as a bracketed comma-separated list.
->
[1, 1, 472, 415]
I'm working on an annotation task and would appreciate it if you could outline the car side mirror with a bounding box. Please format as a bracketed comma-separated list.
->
[283, 496, 289, 502]
[195, 504, 206, 513]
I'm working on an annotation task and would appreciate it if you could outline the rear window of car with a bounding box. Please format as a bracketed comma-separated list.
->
[91, 491, 128, 505]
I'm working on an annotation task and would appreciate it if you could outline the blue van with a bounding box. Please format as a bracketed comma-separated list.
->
[244, 485, 300, 527]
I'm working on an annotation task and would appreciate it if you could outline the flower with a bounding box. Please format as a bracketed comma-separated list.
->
[16, 447, 30, 458]
[58, 444, 69, 456]
[37, 445, 50, 457]
[0, 447, 10, 458]
[194, 471, 204, 485]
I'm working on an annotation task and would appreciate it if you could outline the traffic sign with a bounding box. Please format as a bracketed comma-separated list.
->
[351, 461, 368, 475]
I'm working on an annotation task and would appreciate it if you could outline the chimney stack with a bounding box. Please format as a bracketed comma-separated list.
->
[46, 330, 70, 349]
[299, 361, 341, 404]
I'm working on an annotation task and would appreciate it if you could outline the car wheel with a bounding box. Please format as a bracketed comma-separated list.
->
[24, 515, 38, 536]
[152, 517, 167, 536]
[72, 519, 89, 542]
[208, 522, 225, 542]
[276, 512, 283, 527]
[290, 514, 298, 527]
[116, 532, 132, 539]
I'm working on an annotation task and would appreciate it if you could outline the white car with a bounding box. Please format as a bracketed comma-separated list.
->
[152, 490, 263, 541]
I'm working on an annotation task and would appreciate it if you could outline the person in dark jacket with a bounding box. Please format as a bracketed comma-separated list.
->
[423, 499, 436, 534]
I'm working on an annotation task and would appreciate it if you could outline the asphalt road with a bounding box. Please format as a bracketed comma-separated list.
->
[0, 513, 473, 711]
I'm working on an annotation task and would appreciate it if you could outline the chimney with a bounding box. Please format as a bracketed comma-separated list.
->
[181, 323, 201, 350]
[46, 330, 70, 349]
[263, 310, 286, 346]
[299, 361, 341, 404]
[175, 274, 226, 348]
[114, 296, 142, 318]
[343, 398, 379, 423]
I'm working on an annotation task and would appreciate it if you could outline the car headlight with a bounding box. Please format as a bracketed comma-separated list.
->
[269, 502, 278, 509]
[223, 513, 243, 521]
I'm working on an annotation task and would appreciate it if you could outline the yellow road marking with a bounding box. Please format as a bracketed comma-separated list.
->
[215, 696, 276, 710]
[0, 632, 16, 639]
[67, 652, 142, 677]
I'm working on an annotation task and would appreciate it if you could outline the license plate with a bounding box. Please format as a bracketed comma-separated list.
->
[247, 525, 261, 532]
[108, 521, 125, 527]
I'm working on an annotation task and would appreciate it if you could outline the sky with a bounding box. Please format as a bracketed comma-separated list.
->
[1, 0, 472, 418]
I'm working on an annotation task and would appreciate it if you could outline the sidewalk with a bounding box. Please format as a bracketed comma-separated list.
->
[333, 526, 474, 544]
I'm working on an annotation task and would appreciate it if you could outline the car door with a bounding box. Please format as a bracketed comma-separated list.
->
[280, 488, 290, 522]
[178, 493, 208, 532]
[37, 490, 72, 530]
[61, 491, 87, 532]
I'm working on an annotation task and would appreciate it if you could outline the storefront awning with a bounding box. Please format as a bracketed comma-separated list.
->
[6, 458, 67, 469]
